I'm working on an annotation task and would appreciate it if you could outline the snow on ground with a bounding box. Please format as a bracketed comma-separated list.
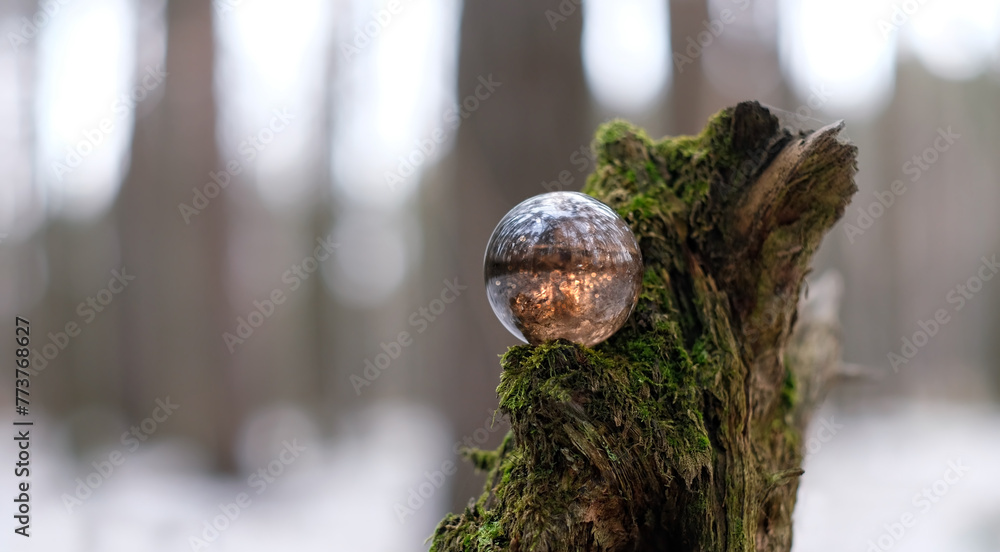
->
[793, 400, 1000, 552]
[1, 399, 998, 551]
[0, 402, 454, 552]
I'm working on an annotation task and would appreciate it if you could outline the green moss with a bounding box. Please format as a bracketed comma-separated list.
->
[780, 369, 797, 410]
[476, 521, 503, 548]
[587, 119, 717, 216]
[432, 318, 718, 550]
[463, 446, 502, 473]
[431, 103, 848, 552]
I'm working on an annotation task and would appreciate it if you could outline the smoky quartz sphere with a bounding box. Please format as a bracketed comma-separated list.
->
[483, 191, 643, 347]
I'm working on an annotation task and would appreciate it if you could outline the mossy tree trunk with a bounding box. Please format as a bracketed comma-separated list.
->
[432, 102, 857, 552]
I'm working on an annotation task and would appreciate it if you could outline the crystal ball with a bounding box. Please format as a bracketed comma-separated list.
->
[483, 191, 643, 347]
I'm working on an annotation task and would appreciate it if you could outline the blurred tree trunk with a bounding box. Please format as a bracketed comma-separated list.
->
[668, 0, 711, 134]
[420, 0, 595, 513]
[115, 0, 238, 471]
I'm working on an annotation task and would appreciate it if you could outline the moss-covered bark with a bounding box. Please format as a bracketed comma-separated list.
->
[431, 102, 857, 552]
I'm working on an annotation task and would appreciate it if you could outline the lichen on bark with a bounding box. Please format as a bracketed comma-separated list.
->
[431, 102, 857, 552]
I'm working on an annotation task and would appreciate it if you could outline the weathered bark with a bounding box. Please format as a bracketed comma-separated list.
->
[431, 102, 857, 552]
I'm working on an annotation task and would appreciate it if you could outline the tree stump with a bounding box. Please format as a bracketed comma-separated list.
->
[431, 101, 858, 552]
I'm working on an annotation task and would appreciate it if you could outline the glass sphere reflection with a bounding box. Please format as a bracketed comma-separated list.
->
[483, 191, 643, 347]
